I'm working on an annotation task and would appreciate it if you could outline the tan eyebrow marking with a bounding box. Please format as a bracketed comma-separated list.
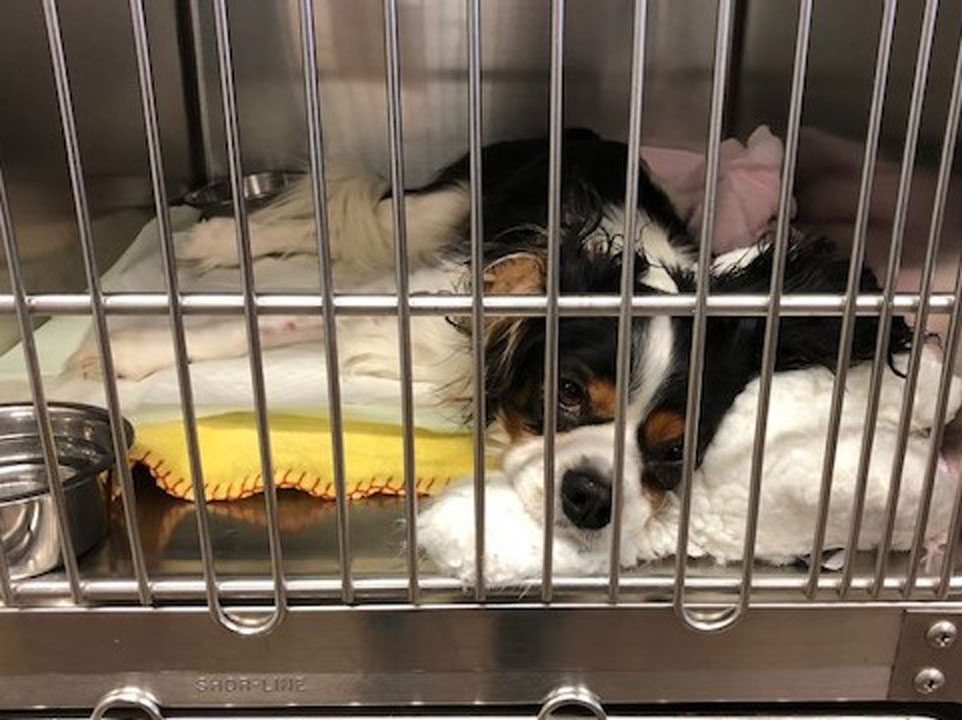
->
[586, 378, 617, 419]
[642, 409, 685, 449]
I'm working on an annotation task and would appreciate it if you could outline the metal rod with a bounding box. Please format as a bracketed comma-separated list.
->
[43, 0, 151, 606]
[840, 0, 939, 599]
[129, 0, 224, 635]
[0, 171, 82, 604]
[919, 241, 962, 598]
[805, 0, 898, 600]
[0, 170, 14, 606]
[0, 292, 954, 317]
[0, 533, 11, 606]
[541, 0, 566, 603]
[672, 0, 735, 633]
[933, 49, 962, 596]
[883, 18, 962, 599]
[736, 0, 812, 625]
[9, 569, 962, 603]
[609, 0, 648, 604]
[467, 0, 487, 601]
[6, 5, 94, 607]
[382, 0, 419, 604]
[671, 38, 738, 616]
[211, 0, 287, 634]
[938, 263, 962, 598]
[298, 0, 353, 605]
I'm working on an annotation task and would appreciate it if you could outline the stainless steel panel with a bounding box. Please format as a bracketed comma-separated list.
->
[0, 604, 903, 707]
[889, 610, 962, 701]
[735, 0, 962, 155]
[0, 0, 197, 352]
[190, 0, 719, 186]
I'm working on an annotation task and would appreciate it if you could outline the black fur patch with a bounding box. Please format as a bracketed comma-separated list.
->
[646, 233, 914, 470]
[411, 129, 916, 494]
[419, 129, 687, 431]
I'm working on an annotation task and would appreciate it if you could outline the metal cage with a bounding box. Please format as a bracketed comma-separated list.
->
[2, 0, 962, 715]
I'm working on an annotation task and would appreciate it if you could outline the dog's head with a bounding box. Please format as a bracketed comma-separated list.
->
[483, 216, 915, 552]
[481, 200, 704, 542]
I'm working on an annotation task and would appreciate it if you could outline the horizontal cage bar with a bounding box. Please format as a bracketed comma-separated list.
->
[6, 573, 962, 604]
[0, 292, 952, 316]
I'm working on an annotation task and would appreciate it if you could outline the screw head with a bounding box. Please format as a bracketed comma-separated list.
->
[914, 667, 946, 695]
[927, 619, 958, 649]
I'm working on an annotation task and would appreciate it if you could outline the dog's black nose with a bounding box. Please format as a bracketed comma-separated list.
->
[561, 468, 611, 530]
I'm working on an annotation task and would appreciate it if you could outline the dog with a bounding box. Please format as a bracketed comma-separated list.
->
[68, 128, 912, 546]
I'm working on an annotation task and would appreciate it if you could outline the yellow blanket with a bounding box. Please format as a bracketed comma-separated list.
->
[130, 413, 488, 502]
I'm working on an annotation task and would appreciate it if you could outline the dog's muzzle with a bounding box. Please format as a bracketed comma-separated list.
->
[561, 467, 612, 529]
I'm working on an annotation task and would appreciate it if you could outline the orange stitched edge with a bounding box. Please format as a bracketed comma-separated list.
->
[130, 448, 451, 504]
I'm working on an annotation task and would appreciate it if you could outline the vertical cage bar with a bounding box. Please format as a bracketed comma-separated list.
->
[805, 0, 898, 599]
[382, 0, 420, 604]
[0, 516, 11, 605]
[672, 0, 734, 632]
[938, 264, 962, 598]
[4, 6, 90, 607]
[930, 46, 962, 599]
[609, 0, 648, 603]
[0, 165, 43, 608]
[840, 0, 939, 598]
[914, 224, 962, 596]
[879, 21, 962, 598]
[0, 169, 82, 604]
[211, 0, 287, 632]
[130, 0, 245, 634]
[298, 0, 353, 604]
[466, 0, 487, 600]
[42, 0, 151, 606]
[737, 0, 812, 619]
[541, 0, 566, 602]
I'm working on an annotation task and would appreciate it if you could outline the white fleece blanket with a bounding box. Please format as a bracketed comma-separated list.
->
[0, 207, 463, 431]
[418, 348, 962, 585]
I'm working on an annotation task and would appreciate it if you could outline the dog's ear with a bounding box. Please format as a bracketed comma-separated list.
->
[483, 252, 545, 295]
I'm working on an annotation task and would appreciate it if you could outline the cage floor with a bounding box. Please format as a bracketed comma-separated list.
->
[10, 465, 939, 606]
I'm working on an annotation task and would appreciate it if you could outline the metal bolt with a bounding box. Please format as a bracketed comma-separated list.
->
[926, 619, 958, 649]
[914, 667, 946, 695]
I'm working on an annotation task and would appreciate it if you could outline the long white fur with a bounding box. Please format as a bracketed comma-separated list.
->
[419, 345, 962, 583]
[67, 167, 472, 387]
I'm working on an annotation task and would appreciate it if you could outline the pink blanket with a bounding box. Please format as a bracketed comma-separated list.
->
[643, 125, 962, 374]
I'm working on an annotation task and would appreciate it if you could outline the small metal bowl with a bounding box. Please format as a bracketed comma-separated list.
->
[0, 403, 134, 581]
[182, 170, 304, 217]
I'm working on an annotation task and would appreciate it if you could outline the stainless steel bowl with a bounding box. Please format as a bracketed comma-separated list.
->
[182, 170, 304, 216]
[0, 403, 134, 580]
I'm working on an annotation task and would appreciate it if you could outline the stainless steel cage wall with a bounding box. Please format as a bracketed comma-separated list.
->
[2, 0, 962, 714]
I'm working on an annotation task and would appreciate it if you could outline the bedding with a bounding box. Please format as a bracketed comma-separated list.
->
[419, 344, 962, 583]
[132, 413, 491, 501]
[0, 208, 480, 502]
[0, 206, 462, 431]
[1, 126, 958, 517]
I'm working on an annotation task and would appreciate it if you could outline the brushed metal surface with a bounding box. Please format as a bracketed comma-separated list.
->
[890, 610, 962, 701]
[0, 0, 194, 353]
[188, 0, 720, 186]
[0, 605, 901, 708]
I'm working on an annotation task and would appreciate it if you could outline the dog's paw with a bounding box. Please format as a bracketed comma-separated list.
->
[418, 474, 604, 588]
[176, 218, 240, 271]
[65, 331, 175, 381]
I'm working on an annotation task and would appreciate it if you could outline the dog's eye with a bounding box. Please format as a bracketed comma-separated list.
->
[663, 440, 684, 463]
[558, 378, 586, 413]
